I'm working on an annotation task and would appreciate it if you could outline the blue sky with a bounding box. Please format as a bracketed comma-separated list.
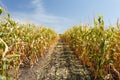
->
[1, 0, 120, 33]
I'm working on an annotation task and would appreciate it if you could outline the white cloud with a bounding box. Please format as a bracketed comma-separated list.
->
[31, 0, 45, 13]
[10, 0, 72, 33]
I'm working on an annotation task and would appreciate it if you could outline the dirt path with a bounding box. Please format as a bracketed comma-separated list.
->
[18, 39, 91, 80]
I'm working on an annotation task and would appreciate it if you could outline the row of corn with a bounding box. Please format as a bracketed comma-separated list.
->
[0, 9, 59, 80]
[62, 15, 120, 80]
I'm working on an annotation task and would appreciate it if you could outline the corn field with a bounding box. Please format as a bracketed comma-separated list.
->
[0, 8, 59, 80]
[62, 15, 120, 80]
[0, 6, 120, 80]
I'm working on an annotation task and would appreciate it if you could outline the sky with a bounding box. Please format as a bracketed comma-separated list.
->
[0, 0, 120, 33]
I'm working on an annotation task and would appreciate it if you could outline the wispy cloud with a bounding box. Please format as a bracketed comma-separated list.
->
[10, 0, 72, 33]
[32, 0, 45, 13]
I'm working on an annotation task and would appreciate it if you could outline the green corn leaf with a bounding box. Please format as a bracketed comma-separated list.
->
[3, 63, 8, 69]
[0, 7, 2, 15]
[109, 60, 114, 65]
[2, 57, 8, 62]
[0, 75, 6, 80]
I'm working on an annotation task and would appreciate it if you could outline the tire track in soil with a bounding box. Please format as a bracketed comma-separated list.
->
[18, 39, 91, 80]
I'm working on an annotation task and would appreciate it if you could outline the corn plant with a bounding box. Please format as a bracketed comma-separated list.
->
[0, 7, 59, 80]
[62, 15, 120, 80]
